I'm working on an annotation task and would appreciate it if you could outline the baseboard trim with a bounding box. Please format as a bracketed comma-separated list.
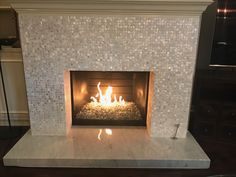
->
[0, 112, 29, 126]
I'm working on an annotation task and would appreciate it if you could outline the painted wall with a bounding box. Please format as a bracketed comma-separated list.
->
[0, 47, 29, 126]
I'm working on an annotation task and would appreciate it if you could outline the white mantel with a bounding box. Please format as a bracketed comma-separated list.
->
[8, 0, 212, 14]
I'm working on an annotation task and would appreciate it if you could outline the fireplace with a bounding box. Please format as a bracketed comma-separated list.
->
[15, 13, 204, 137]
[3, 0, 212, 169]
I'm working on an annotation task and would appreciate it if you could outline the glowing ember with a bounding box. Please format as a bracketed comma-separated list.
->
[90, 82, 125, 106]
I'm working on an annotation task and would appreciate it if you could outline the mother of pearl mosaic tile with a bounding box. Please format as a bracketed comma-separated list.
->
[19, 14, 200, 137]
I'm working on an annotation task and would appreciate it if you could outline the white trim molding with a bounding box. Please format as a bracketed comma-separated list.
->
[0, 111, 29, 126]
[0, 47, 23, 62]
[8, 0, 213, 15]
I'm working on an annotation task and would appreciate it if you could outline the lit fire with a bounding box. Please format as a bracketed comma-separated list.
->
[90, 82, 125, 106]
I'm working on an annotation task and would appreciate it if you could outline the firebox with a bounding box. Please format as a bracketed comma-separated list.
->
[70, 71, 149, 126]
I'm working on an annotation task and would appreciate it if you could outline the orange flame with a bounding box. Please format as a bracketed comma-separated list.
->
[90, 82, 125, 106]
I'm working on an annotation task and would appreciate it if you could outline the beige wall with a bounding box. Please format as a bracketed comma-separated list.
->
[0, 47, 29, 125]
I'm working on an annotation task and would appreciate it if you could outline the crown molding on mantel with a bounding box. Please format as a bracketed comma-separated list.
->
[4, 0, 213, 15]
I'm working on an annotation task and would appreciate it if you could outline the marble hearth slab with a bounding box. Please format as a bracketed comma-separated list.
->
[3, 128, 210, 169]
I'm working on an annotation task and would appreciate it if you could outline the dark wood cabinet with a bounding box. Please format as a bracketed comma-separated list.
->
[189, 67, 236, 143]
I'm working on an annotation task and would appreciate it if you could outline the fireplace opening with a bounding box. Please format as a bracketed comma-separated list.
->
[70, 71, 150, 126]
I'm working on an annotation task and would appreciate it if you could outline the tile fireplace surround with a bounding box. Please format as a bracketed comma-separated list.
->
[4, 0, 212, 168]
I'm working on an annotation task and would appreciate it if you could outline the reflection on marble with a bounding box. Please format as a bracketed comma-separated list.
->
[3, 128, 210, 168]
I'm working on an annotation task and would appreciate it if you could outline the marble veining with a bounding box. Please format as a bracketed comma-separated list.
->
[3, 128, 210, 168]
[19, 14, 200, 137]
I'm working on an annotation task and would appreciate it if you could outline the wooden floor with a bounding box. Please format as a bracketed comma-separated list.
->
[0, 127, 236, 177]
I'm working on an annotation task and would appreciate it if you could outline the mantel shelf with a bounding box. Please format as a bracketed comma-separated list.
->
[2, 0, 213, 15]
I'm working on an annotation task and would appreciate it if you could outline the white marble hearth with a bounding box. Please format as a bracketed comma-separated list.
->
[4, 128, 210, 168]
